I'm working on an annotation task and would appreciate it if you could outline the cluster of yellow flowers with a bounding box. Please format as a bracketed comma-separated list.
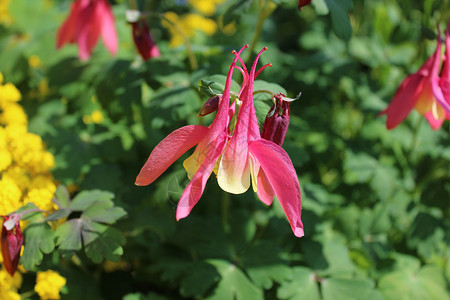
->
[0, 74, 66, 299]
[0, 73, 56, 215]
[34, 270, 66, 300]
[162, 0, 226, 47]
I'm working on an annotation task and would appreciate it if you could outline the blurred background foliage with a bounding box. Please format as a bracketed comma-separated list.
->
[1, 0, 450, 299]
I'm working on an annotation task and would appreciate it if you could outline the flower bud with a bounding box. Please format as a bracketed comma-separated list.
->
[131, 19, 160, 61]
[298, 0, 312, 10]
[261, 93, 290, 146]
[1, 214, 23, 276]
[198, 95, 221, 117]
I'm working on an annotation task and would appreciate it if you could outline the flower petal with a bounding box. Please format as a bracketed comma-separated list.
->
[249, 139, 303, 237]
[381, 73, 424, 129]
[98, 0, 118, 56]
[176, 135, 227, 220]
[135, 125, 209, 186]
[256, 168, 274, 205]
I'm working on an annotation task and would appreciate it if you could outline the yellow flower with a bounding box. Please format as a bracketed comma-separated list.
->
[24, 175, 57, 211]
[0, 267, 21, 300]
[28, 55, 42, 69]
[0, 147, 11, 171]
[0, 0, 12, 25]
[0, 177, 22, 215]
[34, 270, 66, 300]
[0, 103, 27, 126]
[0, 82, 21, 103]
[162, 12, 217, 47]
[83, 110, 104, 124]
[189, 0, 224, 16]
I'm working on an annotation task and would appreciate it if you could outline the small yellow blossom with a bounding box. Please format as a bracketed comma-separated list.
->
[83, 110, 104, 124]
[28, 55, 42, 69]
[189, 0, 224, 16]
[0, 103, 27, 126]
[0, 0, 12, 25]
[34, 270, 66, 300]
[0, 82, 21, 103]
[0, 267, 21, 300]
[90, 110, 104, 124]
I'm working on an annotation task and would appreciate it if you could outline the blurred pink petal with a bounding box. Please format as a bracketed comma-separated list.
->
[131, 19, 160, 61]
[56, 0, 118, 60]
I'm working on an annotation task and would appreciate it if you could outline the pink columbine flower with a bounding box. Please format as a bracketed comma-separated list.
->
[1, 214, 23, 276]
[136, 46, 303, 237]
[130, 18, 160, 61]
[381, 26, 450, 130]
[56, 0, 118, 61]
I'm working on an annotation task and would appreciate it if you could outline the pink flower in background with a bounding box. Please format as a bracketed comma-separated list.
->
[1, 214, 23, 276]
[56, 0, 118, 61]
[131, 19, 160, 61]
[381, 26, 450, 130]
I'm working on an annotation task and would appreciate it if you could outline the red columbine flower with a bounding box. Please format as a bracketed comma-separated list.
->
[380, 26, 450, 130]
[1, 214, 23, 276]
[217, 47, 303, 237]
[136, 46, 303, 237]
[126, 10, 160, 61]
[56, 0, 118, 61]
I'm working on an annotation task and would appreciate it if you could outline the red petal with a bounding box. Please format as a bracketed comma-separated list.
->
[135, 125, 209, 186]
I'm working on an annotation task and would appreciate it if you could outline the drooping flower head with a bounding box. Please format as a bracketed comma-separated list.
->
[136, 46, 303, 237]
[1, 214, 23, 276]
[56, 0, 118, 61]
[126, 10, 160, 61]
[381, 25, 450, 130]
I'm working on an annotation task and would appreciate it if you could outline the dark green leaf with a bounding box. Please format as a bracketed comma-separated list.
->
[21, 221, 55, 270]
[277, 267, 320, 300]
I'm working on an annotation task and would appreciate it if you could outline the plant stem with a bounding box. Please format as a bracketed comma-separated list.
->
[159, 14, 199, 71]
[246, 0, 276, 63]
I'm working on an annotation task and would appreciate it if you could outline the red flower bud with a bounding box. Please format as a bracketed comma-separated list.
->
[198, 95, 221, 117]
[298, 0, 312, 10]
[131, 19, 160, 61]
[261, 93, 290, 146]
[1, 214, 23, 276]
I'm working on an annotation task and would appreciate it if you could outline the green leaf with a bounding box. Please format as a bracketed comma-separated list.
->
[82, 222, 125, 263]
[81, 200, 127, 224]
[21, 221, 55, 270]
[322, 278, 383, 300]
[199, 79, 226, 97]
[379, 265, 450, 300]
[53, 185, 71, 209]
[180, 262, 221, 298]
[254, 100, 271, 128]
[323, 0, 353, 40]
[277, 267, 320, 300]
[55, 219, 83, 251]
[206, 259, 263, 300]
[242, 242, 292, 289]
[69, 190, 115, 211]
